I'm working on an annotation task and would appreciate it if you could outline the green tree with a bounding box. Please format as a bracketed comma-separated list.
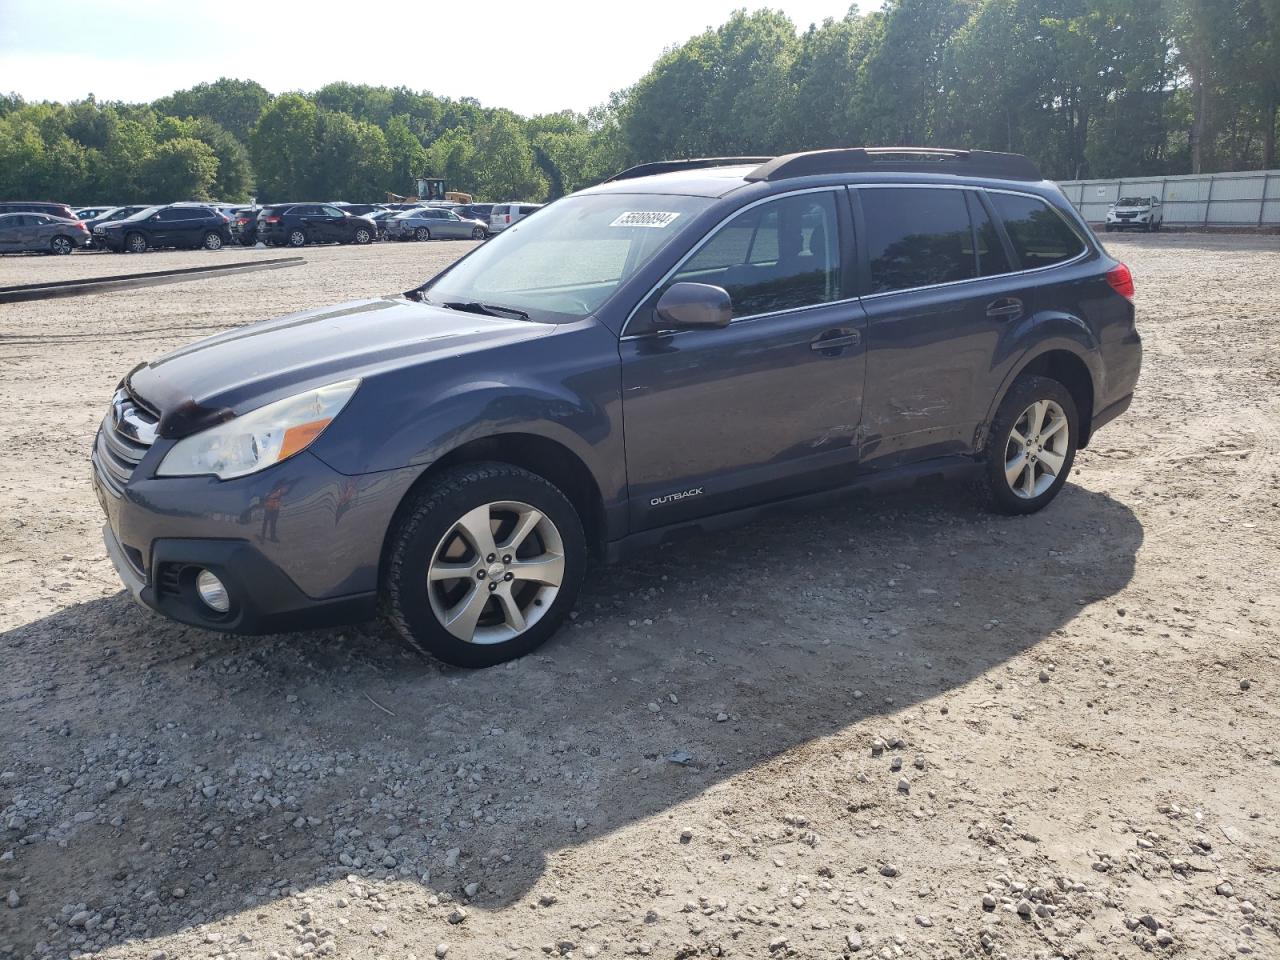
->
[139, 137, 219, 200]
[250, 94, 319, 199]
[153, 78, 271, 141]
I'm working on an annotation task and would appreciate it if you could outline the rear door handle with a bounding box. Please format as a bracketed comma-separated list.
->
[810, 329, 861, 353]
[986, 297, 1024, 320]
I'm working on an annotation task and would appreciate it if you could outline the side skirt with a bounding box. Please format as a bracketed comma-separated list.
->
[605, 455, 981, 564]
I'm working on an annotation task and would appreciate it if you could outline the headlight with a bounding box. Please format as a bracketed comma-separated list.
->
[156, 379, 360, 480]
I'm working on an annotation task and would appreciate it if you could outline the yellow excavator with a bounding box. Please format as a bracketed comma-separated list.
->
[387, 177, 473, 205]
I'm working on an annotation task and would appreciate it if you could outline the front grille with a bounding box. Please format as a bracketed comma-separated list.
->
[92, 388, 158, 496]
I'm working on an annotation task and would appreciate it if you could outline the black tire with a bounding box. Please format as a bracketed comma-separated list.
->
[288, 229, 307, 248]
[125, 232, 147, 254]
[383, 462, 587, 668]
[471, 226, 486, 240]
[415, 226, 431, 241]
[982, 375, 1078, 515]
[49, 235, 73, 255]
[353, 227, 372, 245]
[203, 231, 223, 250]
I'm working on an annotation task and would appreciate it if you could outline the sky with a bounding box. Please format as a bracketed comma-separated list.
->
[0, 0, 881, 116]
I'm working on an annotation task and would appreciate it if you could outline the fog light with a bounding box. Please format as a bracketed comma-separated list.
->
[195, 569, 231, 614]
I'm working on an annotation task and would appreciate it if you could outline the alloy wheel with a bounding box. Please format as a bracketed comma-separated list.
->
[203, 232, 222, 250]
[1004, 399, 1070, 499]
[289, 230, 306, 247]
[426, 500, 565, 644]
[51, 236, 72, 255]
[127, 233, 146, 253]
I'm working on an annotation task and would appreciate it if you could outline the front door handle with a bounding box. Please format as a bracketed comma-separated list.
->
[810, 329, 860, 353]
[986, 297, 1024, 320]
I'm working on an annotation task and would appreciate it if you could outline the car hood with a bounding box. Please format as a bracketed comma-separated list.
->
[127, 296, 554, 439]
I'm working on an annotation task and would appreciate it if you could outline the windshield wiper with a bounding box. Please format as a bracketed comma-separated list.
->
[439, 300, 531, 321]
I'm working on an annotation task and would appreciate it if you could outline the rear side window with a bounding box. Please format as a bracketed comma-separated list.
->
[518, 206, 539, 215]
[989, 193, 1086, 269]
[668, 191, 842, 318]
[860, 187, 975, 293]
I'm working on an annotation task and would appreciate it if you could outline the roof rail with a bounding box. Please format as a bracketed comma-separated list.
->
[745, 148, 1042, 183]
[604, 157, 774, 183]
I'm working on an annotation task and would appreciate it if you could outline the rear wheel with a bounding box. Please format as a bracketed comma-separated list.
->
[383, 462, 586, 668]
[288, 229, 306, 248]
[49, 235, 73, 255]
[415, 226, 431, 241]
[202, 231, 223, 250]
[125, 232, 147, 254]
[982, 375, 1078, 515]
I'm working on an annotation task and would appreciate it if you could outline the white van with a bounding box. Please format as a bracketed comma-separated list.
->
[488, 203, 544, 233]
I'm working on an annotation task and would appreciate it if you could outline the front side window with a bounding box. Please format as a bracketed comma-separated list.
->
[860, 187, 975, 294]
[663, 191, 842, 319]
[990, 193, 1086, 269]
[322, 205, 346, 217]
[423, 193, 714, 322]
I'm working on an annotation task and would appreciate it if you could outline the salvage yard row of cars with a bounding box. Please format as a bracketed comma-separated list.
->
[0, 198, 544, 254]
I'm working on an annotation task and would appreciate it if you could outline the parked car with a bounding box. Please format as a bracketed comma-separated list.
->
[85, 205, 154, 246]
[367, 209, 402, 240]
[91, 147, 1141, 668]
[1105, 196, 1163, 232]
[333, 203, 383, 217]
[96, 204, 232, 253]
[459, 203, 494, 224]
[74, 206, 114, 220]
[0, 200, 78, 221]
[256, 204, 376, 247]
[230, 208, 262, 246]
[385, 207, 487, 241]
[488, 202, 543, 233]
[0, 212, 90, 254]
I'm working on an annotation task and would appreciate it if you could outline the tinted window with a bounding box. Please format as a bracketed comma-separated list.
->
[668, 191, 842, 318]
[322, 206, 346, 217]
[156, 208, 184, 221]
[967, 193, 1011, 276]
[861, 187, 974, 294]
[519, 206, 540, 215]
[990, 193, 1086, 269]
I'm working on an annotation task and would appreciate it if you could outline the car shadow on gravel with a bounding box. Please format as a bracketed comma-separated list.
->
[0, 481, 1142, 954]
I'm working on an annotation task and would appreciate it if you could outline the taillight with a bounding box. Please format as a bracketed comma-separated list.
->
[76, 222, 88, 231]
[1106, 263, 1134, 301]
[505, 214, 511, 223]
[263, 216, 281, 224]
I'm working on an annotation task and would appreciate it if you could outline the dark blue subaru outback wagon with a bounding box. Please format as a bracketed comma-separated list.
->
[93, 148, 1141, 667]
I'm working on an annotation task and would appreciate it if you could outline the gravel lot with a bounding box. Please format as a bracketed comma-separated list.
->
[1, 234, 1277, 960]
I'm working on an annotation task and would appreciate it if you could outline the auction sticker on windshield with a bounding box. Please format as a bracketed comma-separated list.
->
[610, 211, 681, 228]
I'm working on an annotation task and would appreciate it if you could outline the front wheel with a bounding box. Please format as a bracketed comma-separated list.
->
[982, 375, 1078, 515]
[383, 463, 586, 668]
[471, 226, 486, 240]
[353, 227, 372, 245]
[125, 232, 147, 254]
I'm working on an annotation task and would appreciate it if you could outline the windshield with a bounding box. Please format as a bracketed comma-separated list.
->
[124, 205, 164, 222]
[422, 193, 714, 321]
[1117, 197, 1149, 207]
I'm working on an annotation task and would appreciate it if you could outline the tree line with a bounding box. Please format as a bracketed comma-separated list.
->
[1, 0, 1276, 206]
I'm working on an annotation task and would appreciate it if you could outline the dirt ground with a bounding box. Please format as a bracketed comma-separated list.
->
[0, 234, 1276, 960]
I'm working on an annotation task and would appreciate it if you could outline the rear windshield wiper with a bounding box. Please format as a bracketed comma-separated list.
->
[440, 300, 531, 321]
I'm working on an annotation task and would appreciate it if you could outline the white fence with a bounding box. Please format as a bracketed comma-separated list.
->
[1057, 169, 1280, 227]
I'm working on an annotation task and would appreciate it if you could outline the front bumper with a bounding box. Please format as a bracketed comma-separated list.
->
[93, 441, 424, 636]
[102, 521, 376, 634]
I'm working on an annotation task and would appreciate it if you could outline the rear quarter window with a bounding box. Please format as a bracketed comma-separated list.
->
[989, 193, 1086, 269]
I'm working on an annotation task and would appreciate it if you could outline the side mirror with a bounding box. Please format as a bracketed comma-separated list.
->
[655, 282, 732, 330]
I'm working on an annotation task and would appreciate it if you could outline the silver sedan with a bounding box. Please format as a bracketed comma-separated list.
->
[385, 207, 488, 241]
[0, 213, 90, 254]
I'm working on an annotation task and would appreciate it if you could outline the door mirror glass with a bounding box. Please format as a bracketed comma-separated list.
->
[656, 282, 732, 329]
